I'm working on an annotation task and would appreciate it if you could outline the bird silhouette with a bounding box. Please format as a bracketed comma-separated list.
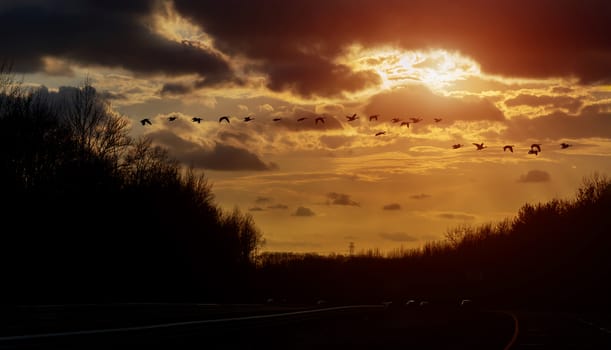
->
[375, 131, 386, 136]
[391, 118, 401, 123]
[452, 144, 463, 149]
[192, 117, 202, 123]
[219, 116, 230, 123]
[560, 142, 572, 149]
[168, 116, 178, 122]
[531, 143, 542, 152]
[473, 142, 486, 150]
[434, 118, 443, 123]
[400, 122, 410, 128]
[243, 116, 255, 122]
[346, 113, 358, 121]
[297, 117, 307, 122]
[528, 149, 539, 156]
[273, 118, 282, 122]
[369, 115, 379, 121]
[503, 145, 514, 153]
[140, 118, 152, 126]
[315, 117, 325, 125]
[410, 117, 423, 123]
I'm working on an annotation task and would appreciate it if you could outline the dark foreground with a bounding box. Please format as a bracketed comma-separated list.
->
[1, 303, 610, 349]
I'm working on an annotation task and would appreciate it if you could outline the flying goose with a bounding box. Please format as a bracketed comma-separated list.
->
[346, 113, 358, 121]
[219, 116, 230, 123]
[315, 117, 325, 124]
[452, 144, 463, 149]
[434, 118, 443, 123]
[140, 118, 152, 126]
[369, 115, 379, 121]
[243, 116, 255, 122]
[400, 121, 410, 128]
[503, 145, 514, 153]
[273, 118, 282, 122]
[391, 118, 401, 123]
[375, 131, 386, 136]
[168, 116, 178, 122]
[473, 142, 486, 150]
[530, 143, 542, 152]
[297, 117, 307, 122]
[560, 142, 572, 149]
[192, 117, 203, 123]
[410, 117, 423, 123]
[528, 149, 539, 156]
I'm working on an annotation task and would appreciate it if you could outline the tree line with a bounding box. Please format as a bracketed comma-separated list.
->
[0, 65, 263, 304]
[254, 173, 611, 311]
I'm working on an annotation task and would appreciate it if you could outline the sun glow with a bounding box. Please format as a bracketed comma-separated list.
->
[340, 45, 481, 93]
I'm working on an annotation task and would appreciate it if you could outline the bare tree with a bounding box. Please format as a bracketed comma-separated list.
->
[61, 77, 132, 168]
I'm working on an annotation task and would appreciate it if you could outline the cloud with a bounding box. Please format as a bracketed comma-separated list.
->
[255, 196, 272, 204]
[268, 204, 289, 210]
[1, 2, 237, 83]
[259, 104, 274, 112]
[174, 1, 611, 87]
[326, 192, 360, 206]
[365, 85, 504, 123]
[504, 94, 583, 114]
[383, 203, 401, 210]
[147, 130, 276, 171]
[293, 206, 315, 217]
[503, 105, 611, 140]
[379, 232, 418, 242]
[518, 170, 551, 183]
[7, 1, 611, 100]
[410, 193, 432, 200]
[437, 213, 476, 221]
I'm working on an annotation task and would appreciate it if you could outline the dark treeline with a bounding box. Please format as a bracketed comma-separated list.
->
[254, 174, 611, 311]
[0, 66, 263, 304]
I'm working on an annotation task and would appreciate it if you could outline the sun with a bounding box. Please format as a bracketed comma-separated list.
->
[340, 45, 481, 93]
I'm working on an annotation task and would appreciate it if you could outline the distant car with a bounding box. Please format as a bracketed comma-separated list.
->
[316, 299, 327, 306]
[459, 299, 474, 309]
[404, 299, 417, 308]
[419, 301, 430, 308]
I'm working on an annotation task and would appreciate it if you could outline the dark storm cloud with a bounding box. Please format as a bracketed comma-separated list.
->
[518, 170, 551, 183]
[382, 203, 401, 210]
[379, 232, 418, 242]
[326, 192, 360, 206]
[147, 130, 275, 171]
[174, 0, 611, 85]
[505, 94, 584, 114]
[0, 1, 235, 83]
[293, 206, 315, 217]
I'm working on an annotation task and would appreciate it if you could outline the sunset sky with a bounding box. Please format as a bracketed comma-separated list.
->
[3, 0, 611, 254]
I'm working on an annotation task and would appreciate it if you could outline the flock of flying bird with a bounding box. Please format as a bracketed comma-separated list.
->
[139, 113, 573, 155]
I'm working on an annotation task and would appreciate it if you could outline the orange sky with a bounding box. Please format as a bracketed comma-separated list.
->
[3, 0, 611, 254]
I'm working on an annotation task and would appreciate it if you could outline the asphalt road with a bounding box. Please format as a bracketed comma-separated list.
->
[1, 303, 610, 349]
